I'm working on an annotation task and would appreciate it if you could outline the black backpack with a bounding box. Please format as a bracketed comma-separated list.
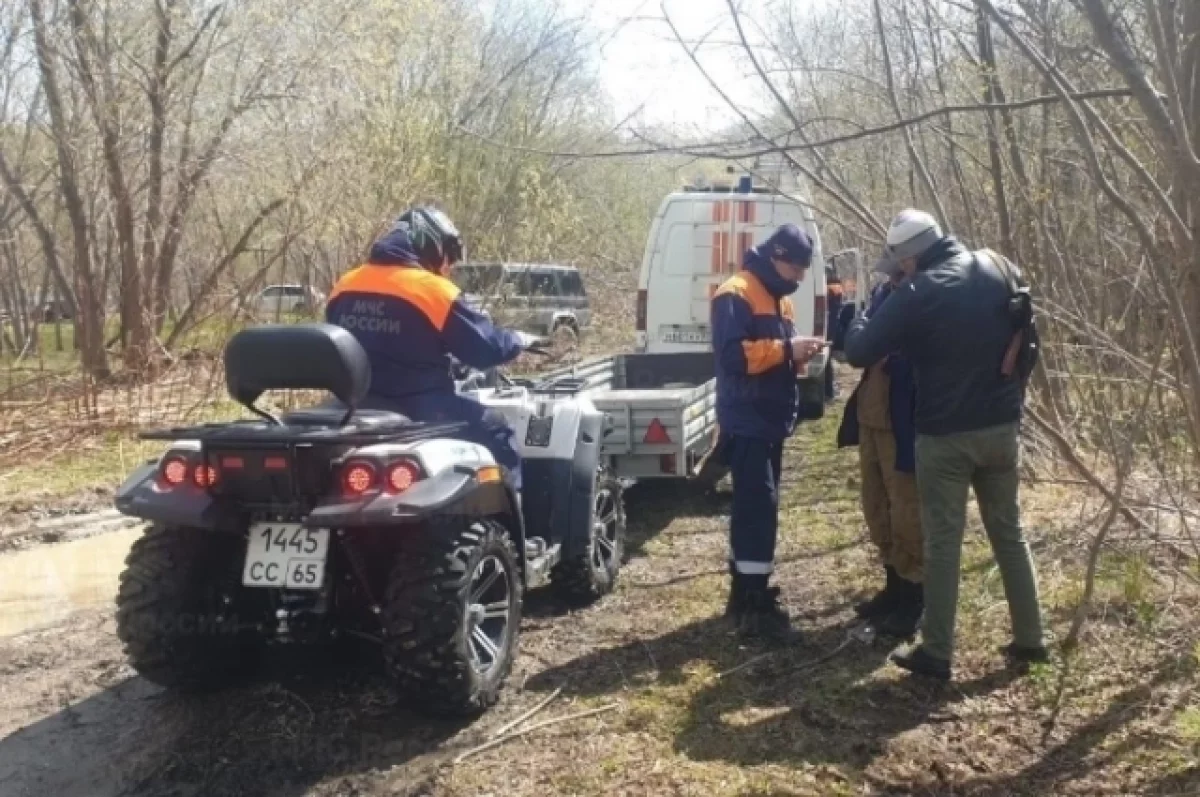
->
[976, 248, 1040, 387]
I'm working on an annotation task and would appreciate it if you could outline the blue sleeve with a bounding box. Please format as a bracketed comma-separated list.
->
[831, 304, 856, 352]
[712, 293, 750, 375]
[442, 297, 525, 369]
[845, 280, 919, 368]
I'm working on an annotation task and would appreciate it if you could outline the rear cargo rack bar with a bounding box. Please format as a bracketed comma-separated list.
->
[139, 419, 469, 446]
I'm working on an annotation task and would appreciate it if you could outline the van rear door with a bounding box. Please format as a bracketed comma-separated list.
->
[641, 190, 825, 353]
[690, 195, 819, 330]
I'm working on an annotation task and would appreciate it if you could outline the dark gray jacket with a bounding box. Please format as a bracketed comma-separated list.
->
[844, 237, 1022, 436]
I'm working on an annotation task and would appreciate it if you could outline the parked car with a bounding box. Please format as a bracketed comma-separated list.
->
[450, 262, 590, 341]
[38, 298, 74, 322]
[255, 284, 325, 316]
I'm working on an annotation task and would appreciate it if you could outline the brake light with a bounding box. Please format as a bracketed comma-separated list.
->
[264, 456, 288, 471]
[221, 456, 245, 470]
[160, 456, 189, 487]
[813, 294, 826, 337]
[644, 418, 672, 444]
[385, 460, 422, 493]
[342, 461, 377, 496]
[192, 464, 219, 488]
[636, 290, 647, 332]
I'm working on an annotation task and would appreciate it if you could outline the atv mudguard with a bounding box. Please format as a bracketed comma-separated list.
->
[308, 465, 527, 577]
[305, 465, 520, 530]
[113, 460, 243, 532]
[521, 408, 604, 559]
[114, 460, 524, 551]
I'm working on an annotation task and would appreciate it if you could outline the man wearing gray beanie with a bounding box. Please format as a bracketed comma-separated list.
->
[844, 209, 1046, 681]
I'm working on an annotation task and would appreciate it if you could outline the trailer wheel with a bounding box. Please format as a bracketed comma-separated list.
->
[551, 474, 626, 605]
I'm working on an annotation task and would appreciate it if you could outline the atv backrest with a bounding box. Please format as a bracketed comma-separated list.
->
[224, 323, 371, 410]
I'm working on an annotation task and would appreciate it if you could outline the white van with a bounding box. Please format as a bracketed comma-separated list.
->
[634, 177, 830, 416]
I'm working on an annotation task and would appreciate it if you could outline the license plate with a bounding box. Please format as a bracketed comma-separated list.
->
[242, 523, 329, 590]
[661, 326, 710, 344]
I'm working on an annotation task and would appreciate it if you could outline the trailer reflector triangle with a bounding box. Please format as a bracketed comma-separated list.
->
[644, 419, 672, 444]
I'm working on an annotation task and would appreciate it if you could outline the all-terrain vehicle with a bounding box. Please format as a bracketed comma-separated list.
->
[112, 323, 626, 716]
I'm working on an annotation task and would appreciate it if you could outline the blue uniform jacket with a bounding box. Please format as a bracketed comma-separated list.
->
[836, 282, 917, 472]
[325, 226, 524, 425]
[711, 252, 801, 441]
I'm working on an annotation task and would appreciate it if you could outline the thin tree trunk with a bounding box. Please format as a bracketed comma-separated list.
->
[29, 0, 108, 378]
[976, 8, 1014, 257]
[67, 2, 150, 372]
[872, 0, 950, 228]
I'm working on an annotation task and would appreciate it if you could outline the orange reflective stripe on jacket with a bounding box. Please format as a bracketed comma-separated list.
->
[329, 264, 461, 331]
[713, 271, 793, 375]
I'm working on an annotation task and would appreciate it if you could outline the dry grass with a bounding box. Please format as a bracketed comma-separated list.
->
[0, 387, 1188, 797]
[1, 304, 1198, 794]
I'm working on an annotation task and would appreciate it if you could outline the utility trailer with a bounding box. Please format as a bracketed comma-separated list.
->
[531, 351, 719, 481]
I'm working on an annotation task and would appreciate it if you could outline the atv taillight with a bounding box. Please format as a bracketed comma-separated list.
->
[341, 461, 377, 496]
[160, 456, 189, 487]
[385, 460, 422, 493]
[192, 464, 219, 488]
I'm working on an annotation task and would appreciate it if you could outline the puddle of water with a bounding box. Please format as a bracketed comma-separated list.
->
[0, 527, 143, 637]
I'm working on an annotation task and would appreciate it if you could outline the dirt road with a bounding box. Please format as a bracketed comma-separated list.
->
[1, 402, 1196, 797]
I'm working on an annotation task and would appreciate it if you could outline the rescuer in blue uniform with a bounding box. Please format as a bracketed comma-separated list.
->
[711, 224, 826, 642]
[325, 207, 533, 489]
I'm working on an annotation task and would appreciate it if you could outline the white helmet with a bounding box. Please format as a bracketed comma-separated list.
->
[884, 209, 942, 262]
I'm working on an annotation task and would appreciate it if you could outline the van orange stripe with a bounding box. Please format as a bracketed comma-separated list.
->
[711, 232, 722, 274]
[329, 264, 459, 330]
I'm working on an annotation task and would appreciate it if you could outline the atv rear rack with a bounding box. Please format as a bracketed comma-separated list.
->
[139, 419, 469, 447]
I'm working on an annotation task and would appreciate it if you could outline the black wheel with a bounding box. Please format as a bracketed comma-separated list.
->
[115, 525, 258, 690]
[551, 320, 579, 349]
[551, 474, 626, 605]
[694, 456, 730, 491]
[796, 376, 826, 421]
[382, 518, 522, 717]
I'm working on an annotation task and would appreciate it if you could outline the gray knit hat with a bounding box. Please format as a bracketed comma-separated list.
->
[879, 209, 943, 268]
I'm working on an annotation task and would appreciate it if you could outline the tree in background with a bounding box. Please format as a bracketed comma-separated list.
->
[0, 0, 683, 379]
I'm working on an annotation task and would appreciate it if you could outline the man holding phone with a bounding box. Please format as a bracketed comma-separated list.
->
[711, 224, 826, 643]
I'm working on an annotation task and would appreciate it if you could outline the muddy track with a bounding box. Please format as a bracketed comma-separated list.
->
[0, 402, 868, 797]
[1, 393, 1196, 797]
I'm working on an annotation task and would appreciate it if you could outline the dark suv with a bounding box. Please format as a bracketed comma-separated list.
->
[451, 262, 590, 341]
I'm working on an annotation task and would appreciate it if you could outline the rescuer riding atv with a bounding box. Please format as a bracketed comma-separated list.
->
[112, 209, 626, 716]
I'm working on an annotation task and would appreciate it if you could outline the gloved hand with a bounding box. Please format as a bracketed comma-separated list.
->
[514, 330, 547, 350]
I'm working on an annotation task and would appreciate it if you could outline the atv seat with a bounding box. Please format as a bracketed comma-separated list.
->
[281, 406, 411, 431]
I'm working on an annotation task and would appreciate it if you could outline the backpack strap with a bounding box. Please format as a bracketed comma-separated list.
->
[975, 249, 1031, 380]
[977, 248, 1021, 293]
